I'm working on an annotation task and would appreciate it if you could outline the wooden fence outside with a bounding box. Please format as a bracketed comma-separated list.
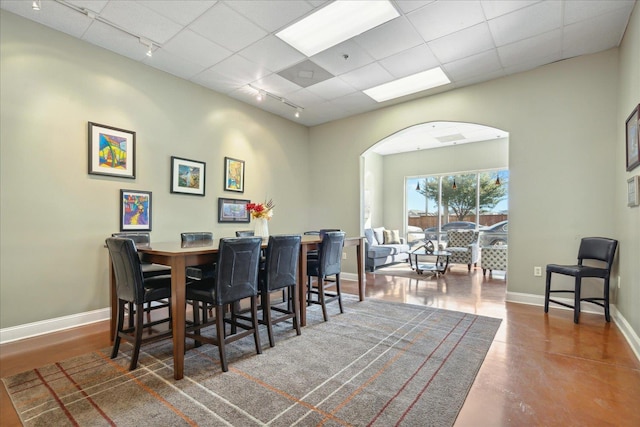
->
[408, 214, 508, 230]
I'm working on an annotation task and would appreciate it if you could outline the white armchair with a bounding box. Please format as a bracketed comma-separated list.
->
[446, 230, 479, 271]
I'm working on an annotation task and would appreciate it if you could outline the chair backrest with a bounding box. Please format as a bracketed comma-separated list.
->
[235, 230, 255, 237]
[105, 237, 145, 304]
[262, 235, 301, 291]
[304, 228, 341, 236]
[180, 232, 213, 243]
[317, 231, 346, 277]
[215, 237, 262, 305]
[112, 232, 150, 246]
[577, 237, 618, 270]
[447, 230, 478, 247]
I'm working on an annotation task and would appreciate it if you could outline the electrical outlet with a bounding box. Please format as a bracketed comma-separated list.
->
[342, 252, 347, 260]
[534, 266, 542, 276]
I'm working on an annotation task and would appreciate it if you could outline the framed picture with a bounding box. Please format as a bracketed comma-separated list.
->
[170, 156, 206, 196]
[120, 189, 152, 231]
[628, 176, 639, 207]
[224, 157, 245, 192]
[218, 198, 250, 223]
[626, 104, 639, 171]
[88, 122, 136, 179]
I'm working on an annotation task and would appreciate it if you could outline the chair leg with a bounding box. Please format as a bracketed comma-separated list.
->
[467, 263, 471, 271]
[544, 271, 552, 313]
[603, 278, 611, 322]
[111, 299, 125, 359]
[129, 303, 145, 370]
[574, 277, 581, 324]
[193, 301, 202, 348]
[319, 276, 328, 321]
[336, 274, 343, 314]
[291, 285, 301, 336]
[251, 296, 262, 355]
[215, 305, 228, 372]
[263, 289, 275, 348]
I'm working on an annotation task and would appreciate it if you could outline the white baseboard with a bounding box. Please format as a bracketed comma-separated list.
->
[506, 291, 640, 362]
[0, 308, 110, 345]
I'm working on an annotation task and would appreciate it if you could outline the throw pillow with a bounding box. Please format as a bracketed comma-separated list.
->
[364, 229, 378, 246]
[383, 229, 401, 244]
[373, 227, 385, 245]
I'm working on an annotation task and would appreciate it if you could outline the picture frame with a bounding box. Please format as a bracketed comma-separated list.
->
[88, 122, 136, 179]
[224, 157, 245, 192]
[120, 189, 152, 231]
[218, 198, 250, 223]
[170, 156, 206, 196]
[626, 104, 639, 171]
[628, 176, 639, 207]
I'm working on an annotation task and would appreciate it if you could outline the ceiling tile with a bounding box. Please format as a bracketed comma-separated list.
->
[189, 2, 267, 52]
[502, 52, 561, 75]
[251, 73, 302, 95]
[340, 63, 394, 91]
[378, 44, 440, 78]
[428, 23, 495, 64]
[190, 67, 243, 94]
[443, 49, 502, 82]
[284, 88, 327, 107]
[209, 54, 270, 87]
[407, 0, 486, 41]
[354, 16, 423, 60]
[394, 1, 436, 14]
[142, 49, 205, 80]
[310, 40, 375, 76]
[488, 0, 562, 46]
[480, 0, 541, 20]
[238, 35, 306, 73]
[98, 1, 183, 44]
[1, 0, 93, 39]
[305, 77, 357, 101]
[331, 91, 378, 112]
[563, 0, 635, 26]
[135, 0, 216, 26]
[82, 20, 149, 62]
[562, 8, 631, 58]
[497, 29, 562, 68]
[225, 0, 314, 32]
[161, 29, 231, 69]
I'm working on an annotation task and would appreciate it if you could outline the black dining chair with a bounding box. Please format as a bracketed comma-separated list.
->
[258, 235, 301, 347]
[186, 237, 263, 372]
[105, 237, 173, 370]
[235, 230, 255, 237]
[305, 228, 341, 261]
[545, 237, 618, 323]
[111, 232, 170, 278]
[307, 231, 346, 322]
[180, 232, 216, 280]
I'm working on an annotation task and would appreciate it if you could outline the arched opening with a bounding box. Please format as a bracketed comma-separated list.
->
[360, 121, 509, 275]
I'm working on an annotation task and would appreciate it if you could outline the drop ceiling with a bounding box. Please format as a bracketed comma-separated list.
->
[1, 0, 636, 131]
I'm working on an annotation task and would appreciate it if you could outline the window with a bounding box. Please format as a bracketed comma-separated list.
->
[407, 169, 508, 244]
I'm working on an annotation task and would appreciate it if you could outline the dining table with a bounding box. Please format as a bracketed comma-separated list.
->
[108, 234, 365, 380]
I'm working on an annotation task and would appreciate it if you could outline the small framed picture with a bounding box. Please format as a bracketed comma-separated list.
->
[626, 104, 639, 172]
[170, 156, 205, 196]
[88, 122, 136, 179]
[218, 198, 250, 223]
[224, 157, 245, 192]
[628, 176, 639, 207]
[120, 189, 152, 231]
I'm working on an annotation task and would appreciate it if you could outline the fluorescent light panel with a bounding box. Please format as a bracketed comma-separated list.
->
[363, 68, 451, 102]
[276, 1, 400, 57]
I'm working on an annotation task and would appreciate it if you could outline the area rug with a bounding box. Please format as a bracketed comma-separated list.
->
[3, 297, 501, 426]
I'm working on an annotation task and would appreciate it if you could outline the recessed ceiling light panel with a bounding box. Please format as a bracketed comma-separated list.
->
[363, 67, 451, 102]
[276, 1, 400, 57]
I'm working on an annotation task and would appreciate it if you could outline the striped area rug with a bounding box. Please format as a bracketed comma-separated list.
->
[3, 297, 501, 426]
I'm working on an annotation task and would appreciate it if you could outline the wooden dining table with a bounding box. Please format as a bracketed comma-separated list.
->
[108, 234, 365, 380]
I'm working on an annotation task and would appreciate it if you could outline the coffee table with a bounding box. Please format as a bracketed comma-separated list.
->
[409, 247, 451, 276]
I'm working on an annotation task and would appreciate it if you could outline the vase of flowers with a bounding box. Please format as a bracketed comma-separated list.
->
[246, 199, 274, 239]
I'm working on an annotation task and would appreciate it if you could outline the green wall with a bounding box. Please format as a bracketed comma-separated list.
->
[0, 11, 310, 328]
